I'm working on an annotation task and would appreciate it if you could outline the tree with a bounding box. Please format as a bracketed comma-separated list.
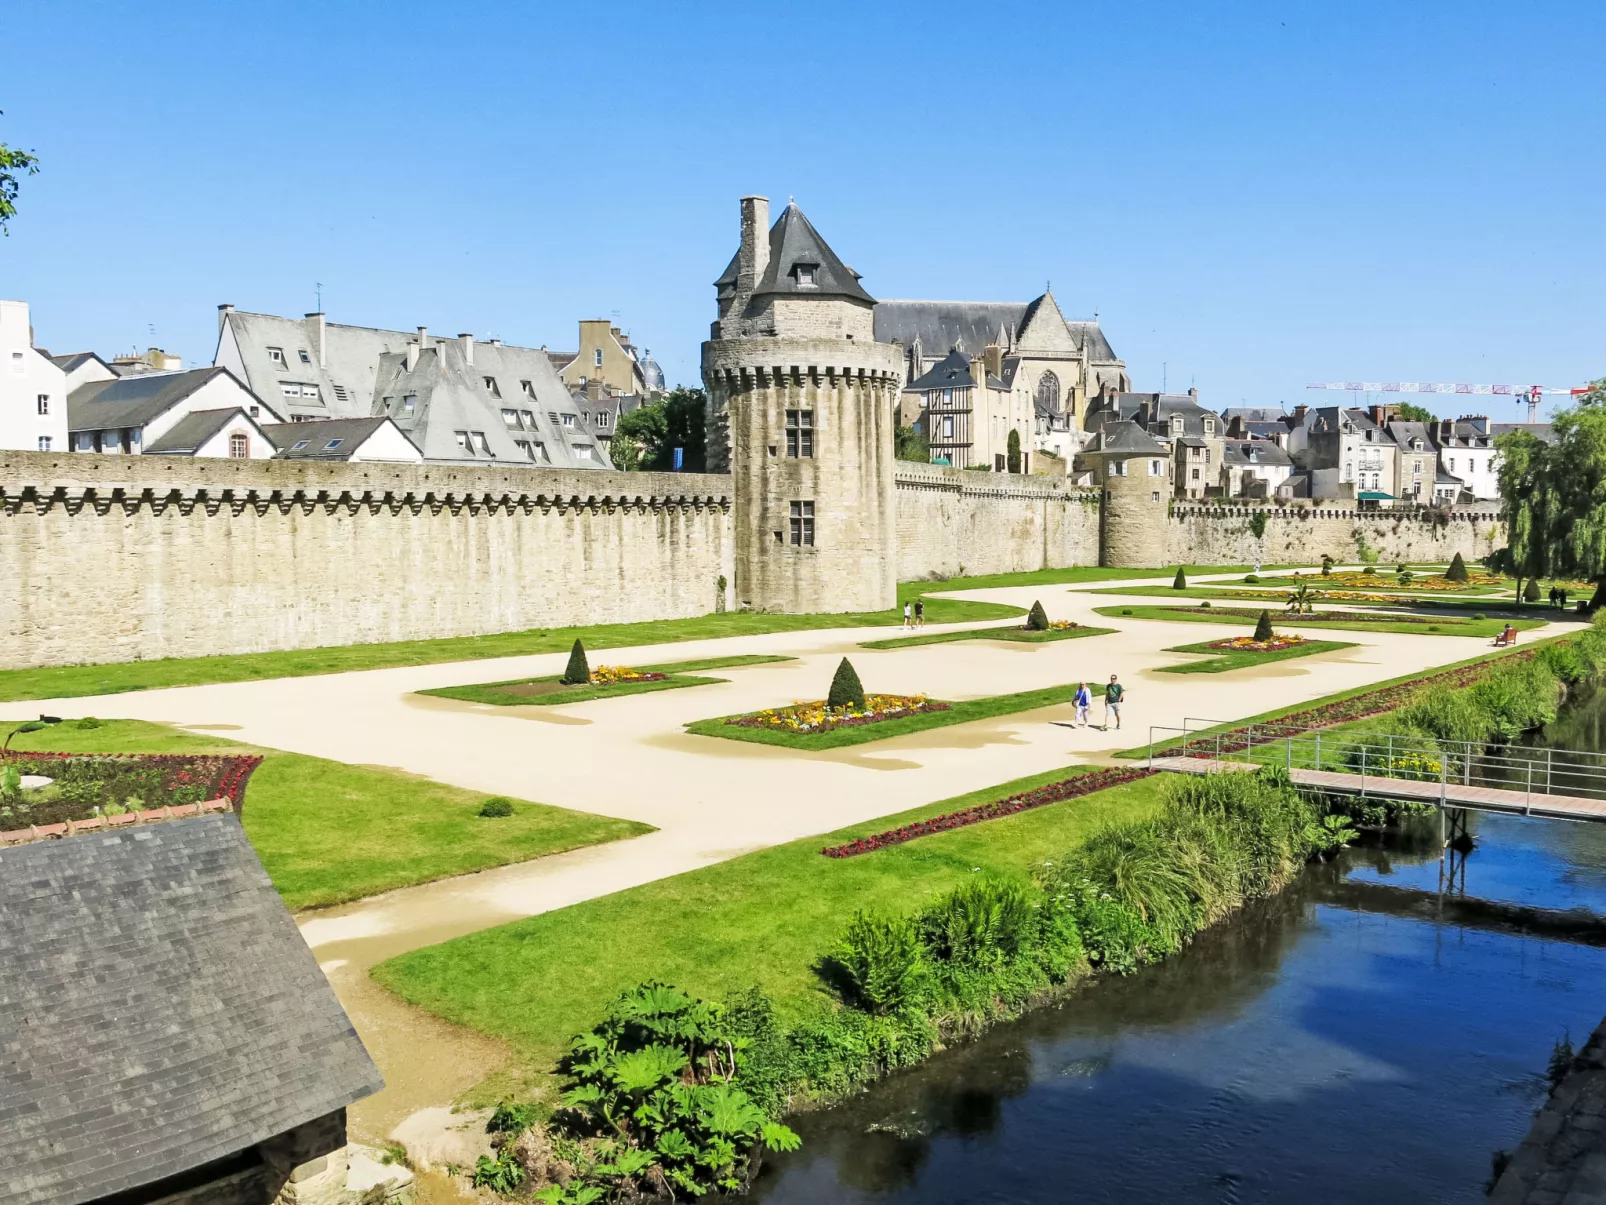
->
[1445, 551, 1469, 582]
[1026, 600, 1049, 630]
[1492, 379, 1606, 608]
[0, 112, 40, 236]
[1172, 566, 1187, 589]
[894, 423, 929, 462]
[1006, 429, 1022, 474]
[1395, 401, 1437, 424]
[562, 638, 590, 685]
[826, 657, 866, 710]
[1253, 609, 1275, 641]
[611, 388, 707, 472]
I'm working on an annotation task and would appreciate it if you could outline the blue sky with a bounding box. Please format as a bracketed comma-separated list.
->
[2, 0, 1601, 417]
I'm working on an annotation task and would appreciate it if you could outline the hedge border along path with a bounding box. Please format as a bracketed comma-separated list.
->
[820, 765, 1154, 857]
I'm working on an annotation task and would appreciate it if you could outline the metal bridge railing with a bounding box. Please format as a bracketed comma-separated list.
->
[1145, 717, 1606, 812]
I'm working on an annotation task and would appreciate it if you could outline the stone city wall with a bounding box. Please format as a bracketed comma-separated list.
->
[894, 462, 1101, 580]
[0, 454, 733, 669]
[1166, 500, 1504, 567]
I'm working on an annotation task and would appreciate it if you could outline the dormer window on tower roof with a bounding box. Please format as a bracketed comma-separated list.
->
[792, 263, 819, 288]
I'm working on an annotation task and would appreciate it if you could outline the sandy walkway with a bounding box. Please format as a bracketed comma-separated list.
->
[6, 570, 1562, 1139]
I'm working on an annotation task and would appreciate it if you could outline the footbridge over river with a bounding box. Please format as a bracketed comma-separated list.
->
[1147, 720, 1606, 825]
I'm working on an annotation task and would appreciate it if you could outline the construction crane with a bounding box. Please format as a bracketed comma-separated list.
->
[1306, 381, 1590, 422]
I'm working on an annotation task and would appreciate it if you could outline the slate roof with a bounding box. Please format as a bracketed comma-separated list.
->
[1223, 439, 1292, 467]
[905, 348, 1004, 392]
[1222, 406, 1290, 422]
[1088, 419, 1167, 455]
[1387, 420, 1435, 453]
[47, 352, 105, 375]
[747, 203, 873, 305]
[874, 298, 1122, 364]
[262, 416, 409, 460]
[67, 367, 240, 432]
[1490, 422, 1557, 444]
[141, 407, 245, 454]
[0, 815, 382, 1205]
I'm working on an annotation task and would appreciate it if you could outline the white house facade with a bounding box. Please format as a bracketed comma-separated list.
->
[0, 300, 70, 453]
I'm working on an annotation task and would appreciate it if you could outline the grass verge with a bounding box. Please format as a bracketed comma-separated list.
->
[7, 720, 651, 909]
[372, 766, 1166, 1103]
[685, 683, 1082, 750]
[858, 625, 1115, 650]
[1157, 638, 1355, 674]
[1095, 603, 1544, 638]
[414, 656, 793, 708]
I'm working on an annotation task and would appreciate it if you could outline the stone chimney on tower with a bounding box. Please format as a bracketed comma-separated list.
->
[736, 196, 770, 303]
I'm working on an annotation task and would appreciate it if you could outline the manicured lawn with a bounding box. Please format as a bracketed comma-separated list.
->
[415, 655, 794, 708]
[1093, 583, 1550, 616]
[911, 563, 1311, 596]
[7, 720, 651, 909]
[1250, 572, 1504, 595]
[0, 587, 1021, 704]
[1158, 638, 1355, 674]
[1094, 603, 1545, 638]
[858, 625, 1115, 650]
[372, 767, 1167, 1101]
[686, 682, 1083, 749]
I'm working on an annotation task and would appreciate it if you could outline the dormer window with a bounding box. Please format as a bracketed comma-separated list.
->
[267, 347, 286, 366]
[793, 262, 819, 287]
[483, 376, 501, 398]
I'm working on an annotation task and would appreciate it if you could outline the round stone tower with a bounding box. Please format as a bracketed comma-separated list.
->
[1081, 420, 1172, 567]
[702, 196, 903, 614]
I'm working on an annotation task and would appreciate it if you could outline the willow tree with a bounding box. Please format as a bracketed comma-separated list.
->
[1494, 379, 1606, 608]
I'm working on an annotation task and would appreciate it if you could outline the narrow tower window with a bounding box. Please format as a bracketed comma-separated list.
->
[785, 409, 814, 457]
[789, 500, 815, 546]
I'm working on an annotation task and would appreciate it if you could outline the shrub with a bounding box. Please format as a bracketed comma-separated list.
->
[1446, 552, 1470, 582]
[1249, 511, 1268, 539]
[479, 797, 515, 818]
[918, 877, 1036, 970]
[1026, 600, 1050, 631]
[1253, 610, 1274, 641]
[1525, 578, 1541, 603]
[1200, 600, 1212, 608]
[487, 1100, 543, 1134]
[561, 639, 590, 685]
[827, 657, 866, 710]
[1243, 574, 1260, 584]
[1173, 567, 1188, 589]
[1470, 661, 1561, 739]
[1321, 555, 1334, 576]
[1473, 612, 1486, 621]
[1121, 608, 1133, 615]
[74, 717, 103, 730]
[829, 910, 927, 1015]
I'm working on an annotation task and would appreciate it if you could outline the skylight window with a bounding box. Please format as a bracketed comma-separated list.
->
[298, 349, 311, 363]
[325, 439, 343, 450]
[268, 347, 286, 366]
[290, 440, 310, 451]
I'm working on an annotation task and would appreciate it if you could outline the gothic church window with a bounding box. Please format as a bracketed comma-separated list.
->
[1036, 371, 1061, 413]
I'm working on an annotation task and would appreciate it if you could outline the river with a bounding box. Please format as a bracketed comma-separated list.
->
[752, 698, 1606, 1204]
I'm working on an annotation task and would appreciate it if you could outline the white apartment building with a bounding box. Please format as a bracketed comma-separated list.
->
[0, 300, 71, 452]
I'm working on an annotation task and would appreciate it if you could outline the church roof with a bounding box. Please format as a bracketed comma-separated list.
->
[0, 815, 382, 1205]
[874, 297, 1121, 364]
[750, 203, 873, 304]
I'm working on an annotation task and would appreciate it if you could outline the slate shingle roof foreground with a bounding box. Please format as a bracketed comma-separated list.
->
[0, 814, 383, 1205]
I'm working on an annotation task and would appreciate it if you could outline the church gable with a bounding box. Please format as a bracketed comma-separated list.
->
[1015, 291, 1082, 356]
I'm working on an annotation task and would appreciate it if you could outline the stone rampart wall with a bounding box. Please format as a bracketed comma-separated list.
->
[894, 462, 1101, 580]
[1167, 501, 1505, 567]
[0, 454, 732, 669]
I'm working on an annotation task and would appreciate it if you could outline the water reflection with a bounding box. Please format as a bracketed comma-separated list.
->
[755, 782, 1606, 1203]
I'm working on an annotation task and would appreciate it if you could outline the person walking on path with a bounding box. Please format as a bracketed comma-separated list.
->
[1073, 682, 1092, 727]
[1550, 585, 1561, 610]
[914, 598, 925, 627]
[903, 600, 912, 628]
[1561, 587, 1570, 610]
[1103, 675, 1126, 731]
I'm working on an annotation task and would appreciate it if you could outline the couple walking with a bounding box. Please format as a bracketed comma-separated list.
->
[901, 599, 925, 628]
[1073, 675, 1125, 730]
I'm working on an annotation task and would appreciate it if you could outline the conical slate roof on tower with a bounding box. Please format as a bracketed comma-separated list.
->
[749, 202, 875, 304]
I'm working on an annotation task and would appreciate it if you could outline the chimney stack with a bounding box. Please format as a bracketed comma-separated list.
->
[1293, 403, 1309, 423]
[1369, 403, 1387, 427]
[737, 195, 771, 299]
[304, 312, 326, 368]
[459, 333, 475, 366]
[217, 303, 234, 335]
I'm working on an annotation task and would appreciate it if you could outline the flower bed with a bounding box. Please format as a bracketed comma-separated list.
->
[730, 693, 948, 734]
[1301, 571, 1502, 592]
[821, 766, 1154, 857]
[1169, 605, 1464, 627]
[588, 665, 666, 685]
[0, 752, 262, 831]
[1208, 633, 1307, 652]
[1048, 620, 1078, 631]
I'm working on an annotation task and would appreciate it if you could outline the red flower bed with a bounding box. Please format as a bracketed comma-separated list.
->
[821, 766, 1154, 858]
[1179, 649, 1539, 757]
[0, 752, 263, 830]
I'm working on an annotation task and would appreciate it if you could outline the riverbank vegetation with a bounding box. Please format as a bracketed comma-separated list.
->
[428, 769, 1350, 1201]
[4, 720, 650, 908]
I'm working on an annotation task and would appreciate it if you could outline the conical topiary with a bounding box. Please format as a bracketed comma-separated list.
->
[1445, 551, 1469, 582]
[1524, 577, 1541, 603]
[1026, 600, 1050, 631]
[1253, 609, 1275, 642]
[827, 657, 866, 711]
[561, 638, 591, 685]
[1321, 555, 1334, 576]
[1172, 566, 1188, 590]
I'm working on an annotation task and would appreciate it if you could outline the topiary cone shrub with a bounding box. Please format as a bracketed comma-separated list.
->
[1026, 600, 1050, 631]
[1446, 552, 1469, 582]
[1524, 578, 1541, 603]
[1253, 609, 1275, 642]
[827, 657, 866, 711]
[1173, 566, 1188, 589]
[561, 638, 590, 685]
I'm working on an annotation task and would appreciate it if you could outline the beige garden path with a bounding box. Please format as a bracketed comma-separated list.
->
[4, 569, 1558, 1142]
